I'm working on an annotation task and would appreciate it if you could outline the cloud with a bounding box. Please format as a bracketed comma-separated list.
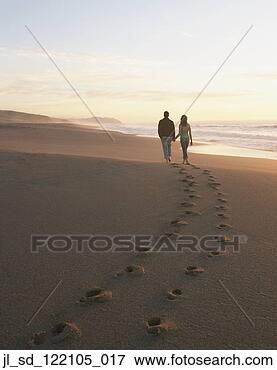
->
[0, 46, 255, 104]
[0, 71, 253, 103]
[0, 78, 72, 97]
[0, 46, 169, 69]
[85, 88, 254, 101]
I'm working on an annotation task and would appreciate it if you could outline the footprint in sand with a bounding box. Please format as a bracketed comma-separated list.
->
[180, 201, 196, 207]
[50, 321, 81, 344]
[146, 317, 176, 335]
[188, 181, 199, 187]
[216, 212, 230, 219]
[184, 188, 197, 193]
[185, 265, 205, 275]
[164, 231, 174, 237]
[179, 178, 190, 183]
[184, 210, 202, 216]
[209, 184, 220, 190]
[115, 265, 145, 277]
[164, 231, 184, 237]
[171, 164, 181, 169]
[208, 251, 225, 258]
[191, 165, 201, 169]
[79, 287, 112, 304]
[171, 219, 188, 226]
[30, 321, 81, 346]
[217, 192, 227, 196]
[216, 223, 232, 230]
[215, 204, 229, 210]
[209, 181, 221, 187]
[186, 174, 194, 179]
[217, 198, 228, 203]
[188, 194, 201, 199]
[167, 288, 183, 301]
[179, 169, 187, 174]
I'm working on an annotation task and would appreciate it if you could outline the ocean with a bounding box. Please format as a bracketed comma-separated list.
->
[76, 121, 277, 160]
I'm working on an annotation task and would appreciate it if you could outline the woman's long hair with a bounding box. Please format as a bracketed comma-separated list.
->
[180, 114, 188, 126]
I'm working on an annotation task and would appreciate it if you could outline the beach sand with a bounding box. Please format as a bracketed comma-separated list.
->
[1, 122, 277, 349]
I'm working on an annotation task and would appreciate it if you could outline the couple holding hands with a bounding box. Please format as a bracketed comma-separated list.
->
[158, 111, 193, 164]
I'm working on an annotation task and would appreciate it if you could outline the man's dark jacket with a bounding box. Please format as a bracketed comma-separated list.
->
[158, 118, 175, 139]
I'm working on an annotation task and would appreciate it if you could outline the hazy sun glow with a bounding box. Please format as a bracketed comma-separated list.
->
[1, 0, 277, 124]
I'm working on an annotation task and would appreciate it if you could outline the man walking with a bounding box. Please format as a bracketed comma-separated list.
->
[158, 111, 175, 163]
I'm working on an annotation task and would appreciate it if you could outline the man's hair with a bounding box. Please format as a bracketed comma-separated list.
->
[164, 111, 169, 117]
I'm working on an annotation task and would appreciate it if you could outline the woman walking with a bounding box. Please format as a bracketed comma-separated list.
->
[175, 114, 193, 164]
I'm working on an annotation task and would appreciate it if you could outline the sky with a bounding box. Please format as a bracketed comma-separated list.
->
[0, 0, 277, 124]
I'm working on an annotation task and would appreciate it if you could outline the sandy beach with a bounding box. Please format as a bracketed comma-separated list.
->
[1, 122, 277, 349]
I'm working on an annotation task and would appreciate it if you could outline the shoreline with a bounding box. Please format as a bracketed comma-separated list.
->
[0, 122, 277, 174]
[1, 120, 276, 161]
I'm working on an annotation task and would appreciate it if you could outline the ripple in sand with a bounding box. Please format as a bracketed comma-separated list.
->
[179, 169, 187, 174]
[167, 288, 183, 301]
[79, 287, 112, 304]
[185, 265, 205, 275]
[186, 174, 194, 179]
[115, 265, 145, 277]
[180, 201, 196, 207]
[203, 169, 211, 174]
[146, 317, 176, 335]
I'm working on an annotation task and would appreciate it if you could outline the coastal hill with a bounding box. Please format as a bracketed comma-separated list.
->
[0, 110, 70, 124]
[0, 110, 122, 126]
